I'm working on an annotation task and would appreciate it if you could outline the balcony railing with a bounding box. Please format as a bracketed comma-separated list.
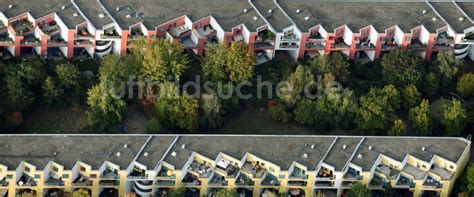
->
[462, 32, 474, 42]
[423, 176, 443, 189]
[306, 42, 324, 49]
[99, 180, 120, 186]
[396, 175, 416, 188]
[12, 20, 34, 36]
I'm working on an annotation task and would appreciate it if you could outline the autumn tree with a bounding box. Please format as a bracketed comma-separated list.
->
[225, 41, 256, 83]
[278, 65, 314, 106]
[381, 49, 424, 88]
[408, 99, 432, 136]
[441, 99, 467, 136]
[310, 52, 350, 82]
[56, 63, 81, 90]
[202, 43, 227, 82]
[388, 119, 406, 136]
[434, 51, 462, 87]
[457, 73, 474, 99]
[402, 84, 422, 109]
[42, 76, 62, 105]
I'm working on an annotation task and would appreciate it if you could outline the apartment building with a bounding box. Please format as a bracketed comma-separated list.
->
[0, 135, 471, 197]
[0, 0, 473, 64]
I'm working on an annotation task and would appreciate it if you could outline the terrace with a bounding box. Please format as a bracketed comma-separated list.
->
[430, 164, 453, 180]
[290, 166, 307, 180]
[182, 172, 201, 186]
[281, 29, 299, 41]
[20, 34, 40, 45]
[433, 31, 454, 49]
[101, 27, 120, 39]
[188, 160, 213, 178]
[44, 173, 64, 186]
[100, 167, 119, 179]
[11, 19, 34, 36]
[254, 29, 275, 49]
[169, 24, 191, 38]
[235, 173, 254, 186]
[98, 180, 120, 187]
[376, 163, 400, 180]
[76, 27, 93, 39]
[368, 174, 386, 189]
[196, 25, 216, 38]
[215, 159, 239, 178]
[241, 161, 266, 178]
[208, 173, 228, 186]
[73, 174, 92, 187]
[74, 39, 94, 46]
[155, 180, 175, 186]
[16, 174, 37, 187]
[423, 176, 443, 189]
[381, 36, 399, 50]
[157, 166, 175, 179]
[396, 174, 415, 188]
[48, 34, 67, 46]
[128, 165, 147, 179]
[332, 36, 349, 49]
[181, 34, 198, 49]
[407, 36, 426, 49]
[356, 35, 375, 49]
[343, 167, 362, 180]
[463, 31, 474, 42]
[316, 166, 334, 180]
[129, 26, 145, 39]
[261, 172, 280, 186]
[0, 32, 13, 44]
[0, 177, 8, 187]
[256, 51, 270, 65]
[39, 20, 60, 36]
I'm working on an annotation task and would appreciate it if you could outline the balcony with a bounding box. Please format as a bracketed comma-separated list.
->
[182, 173, 201, 186]
[430, 164, 453, 180]
[306, 42, 324, 50]
[74, 40, 94, 47]
[76, 28, 93, 39]
[101, 28, 120, 39]
[315, 180, 334, 187]
[356, 36, 375, 49]
[343, 167, 362, 181]
[100, 168, 119, 180]
[128, 166, 147, 179]
[157, 166, 175, 179]
[462, 31, 474, 42]
[45, 175, 65, 186]
[208, 173, 228, 186]
[129, 28, 145, 40]
[376, 164, 400, 180]
[368, 174, 386, 189]
[0, 177, 9, 187]
[289, 166, 308, 180]
[381, 37, 399, 50]
[235, 173, 254, 186]
[73, 174, 92, 187]
[188, 160, 213, 178]
[39, 21, 60, 36]
[98, 180, 119, 186]
[215, 159, 239, 178]
[254, 30, 275, 49]
[396, 175, 415, 188]
[241, 161, 266, 178]
[281, 31, 299, 42]
[12, 20, 34, 36]
[0, 32, 13, 44]
[434, 32, 454, 50]
[48, 34, 67, 46]
[181, 35, 197, 49]
[261, 173, 280, 186]
[423, 176, 443, 189]
[407, 38, 426, 50]
[332, 37, 349, 49]
[16, 174, 37, 187]
[20, 35, 40, 45]
[169, 25, 191, 38]
[155, 180, 175, 186]
[316, 167, 334, 181]
[196, 25, 216, 38]
[288, 180, 307, 186]
[279, 42, 299, 49]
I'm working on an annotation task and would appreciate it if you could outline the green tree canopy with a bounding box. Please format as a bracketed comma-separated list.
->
[381, 49, 424, 88]
[457, 73, 474, 99]
[348, 183, 371, 197]
[86, 84, 127, 131]
[15, 60, 46, 86]
[355, 86, 398, 134]
[225, 41, 256, 83]
[310, 52, 350, 82]
[278, 65, 314, 106]
[42, 76, 62, 105]
[402, 84, 422, 109]
[441, 99, 467, 136]
[56, 62, 81, 89]
[202, 43, 228, 82]
[269, 102, 293, 123]
[199, 93, 223, 129]
[388, 119, 406, 136]
[5, 76, 34, 112]
[408, 99, 432, 136]
[434, 51, 462, 87]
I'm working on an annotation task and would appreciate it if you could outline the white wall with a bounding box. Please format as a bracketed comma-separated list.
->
[54, 13, 69, 41]
[210, 16, 225, 42]
[343, 25, 353, 45]
[242, 25, 250, 44]
[394, 26, 404, 46]
[369, 26, 378, 46]
[319, 25, 328, 39]
[420, 25, 430, 44]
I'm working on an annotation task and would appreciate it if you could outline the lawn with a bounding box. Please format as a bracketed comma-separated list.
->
[20, 107, 88, 134]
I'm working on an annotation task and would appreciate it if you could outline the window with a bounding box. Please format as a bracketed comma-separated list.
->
[80, 166, 86, 172]
[25, 166, 30, 172]
[6, 175, 13, 179]
[422, 165, 426, 169]
[34, 174, 41, 179]
[62, 174, 69, 179]
[405, 37, 411, 41]
[52, 166, 59, 172]
[379, 37, 385, 41]
[279, 174, 285, 179]
[450, 166, 454, 169]
[90, 174, 97, 178]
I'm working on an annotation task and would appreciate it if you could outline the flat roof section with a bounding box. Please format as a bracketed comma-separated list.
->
[0, 135, 148, 169]
[57, 4, 86, 28]
[322, 137, 362, 171]
[458, 2, 474, 21]
[431, 2, 473, 33]
[102, 0, 266, 31]
[74, 0, 114, 28]
[163, 135, 335, 170]
[252, 0, 293, 31]
[2, 0, 70, 18]
[350, 137, 468, 171]
[135, 136, 176, 170]
[278, 0, 447, 32]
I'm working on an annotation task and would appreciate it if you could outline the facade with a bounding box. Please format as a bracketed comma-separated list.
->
[0, 135, 471, 197]
[0, 0, 473, 64]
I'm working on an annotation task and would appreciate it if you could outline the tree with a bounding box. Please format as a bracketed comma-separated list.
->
[42, 76, 62, 105]
[388, 119, 406, 136]
[214, 189, 237, 197]
[135, 39, 188, 82]
[73, 189, 91, 197]
[169, 187, 186, 197]
[355, 87, 396, 134]
[56, 63, 81, 89]
[325, 88, 358, 129]
[435, 51, 462, 87]
[347, 183, 371, 197]
[16, 60, 46, 86]
[381, 49, 424, 88]
[467, 163, 474, 195]
[278, 65, 314, 106]
[202, 43, 227, 82]
[269, 102, 293, 123]
[441, 99, 467, 136]
[199, 93, 223, 129]
[310, 52, 350, 82]
[402, 84, 421, 109]
[423, 72, 440, 96]
[5, 76, 34, 111]
[409, 99, 432, 136]
[86, 84, 127, 131]
[457, 73, 474, 99]
[294, 98, 332, 130]
[225, 41, 255, 83]
[381, 84, 401, 110]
